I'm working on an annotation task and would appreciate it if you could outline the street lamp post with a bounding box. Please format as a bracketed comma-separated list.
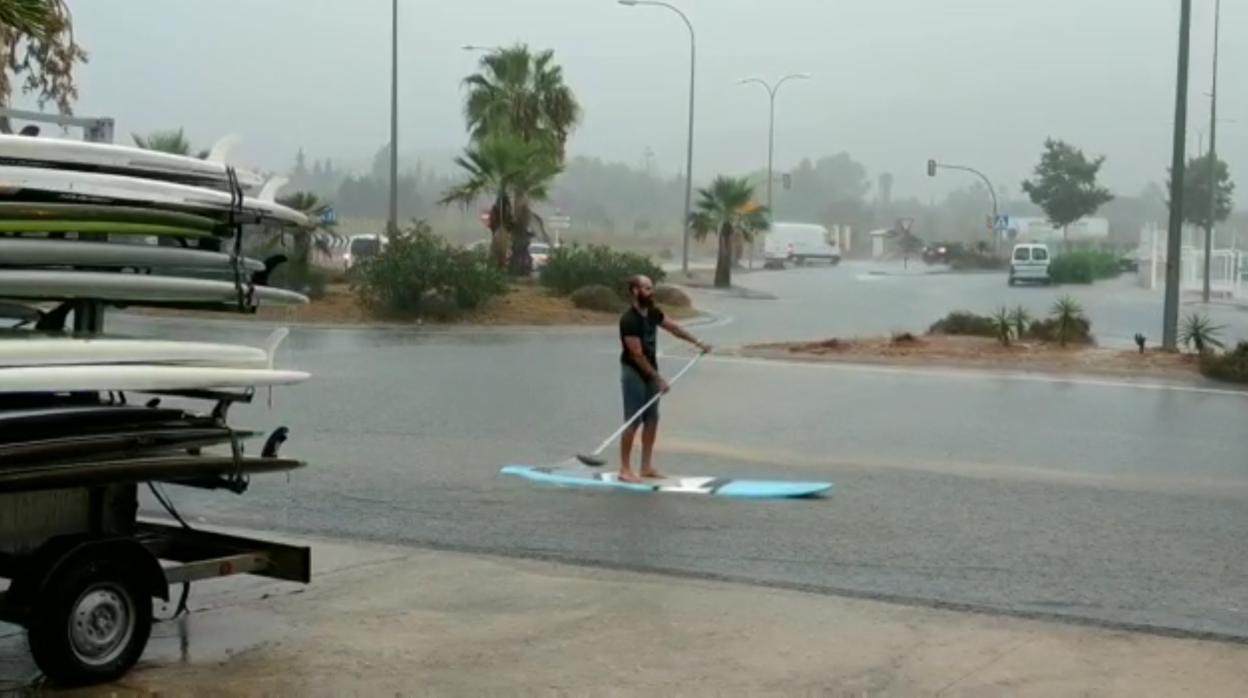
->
[1202, 0, 1221, 304]
[738, 74, 810, 215]
[926, 160, 999, 248]
[387, 0, 399, 236]
[1162, 0, 1193, 351]
[619, 0, 696, 275]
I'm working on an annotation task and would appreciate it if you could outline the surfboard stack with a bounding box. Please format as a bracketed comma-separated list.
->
[0, 133, 311, 494]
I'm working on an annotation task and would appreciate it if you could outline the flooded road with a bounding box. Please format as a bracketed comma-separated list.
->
[99, 263, 1248, 638]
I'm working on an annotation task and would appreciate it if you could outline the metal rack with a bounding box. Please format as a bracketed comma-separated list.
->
[0, 112, 311, 687]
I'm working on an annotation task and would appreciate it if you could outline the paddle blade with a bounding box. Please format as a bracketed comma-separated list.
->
[576, 453, 607, 467]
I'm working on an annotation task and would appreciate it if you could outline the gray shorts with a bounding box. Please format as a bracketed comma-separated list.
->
[621, 364, 660, 425]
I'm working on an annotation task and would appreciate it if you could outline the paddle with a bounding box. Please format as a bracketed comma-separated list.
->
[576, 353, 704, 467]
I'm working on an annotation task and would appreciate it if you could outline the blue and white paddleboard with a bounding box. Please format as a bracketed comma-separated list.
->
[500, 465, 832, 499]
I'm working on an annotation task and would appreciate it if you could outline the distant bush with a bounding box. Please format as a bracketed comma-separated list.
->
[1026, 317, 1094, 345]
[1200, 341, 1248, 384]
[928, 311, 998, 337]
[570, 284, 626, 313]
[539, 244, 666, 296]
[352, 222, 508, 320]
[653, 284, 691, 307]
[1048, 250, 1120, 285]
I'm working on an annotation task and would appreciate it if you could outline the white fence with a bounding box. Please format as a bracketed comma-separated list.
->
[1138, 224, 1244, 299]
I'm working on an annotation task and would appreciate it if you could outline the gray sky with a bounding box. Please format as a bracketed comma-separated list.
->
[45, 0, 1248, 207]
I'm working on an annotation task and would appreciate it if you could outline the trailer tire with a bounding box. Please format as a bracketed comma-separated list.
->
[27, 552, 153, 686]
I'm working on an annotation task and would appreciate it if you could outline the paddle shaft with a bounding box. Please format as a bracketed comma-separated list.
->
[586, 353, 703, 458]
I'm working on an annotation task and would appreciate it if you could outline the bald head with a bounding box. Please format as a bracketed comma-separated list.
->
[628, 275, 655, 308]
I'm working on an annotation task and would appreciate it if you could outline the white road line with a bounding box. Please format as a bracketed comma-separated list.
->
[704, 354, 1248, 398]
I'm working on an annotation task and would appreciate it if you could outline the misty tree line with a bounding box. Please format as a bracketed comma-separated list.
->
[285, 144, 1242, 247]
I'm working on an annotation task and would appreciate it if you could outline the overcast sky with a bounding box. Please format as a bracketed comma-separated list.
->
[41, 0, 1247, 207]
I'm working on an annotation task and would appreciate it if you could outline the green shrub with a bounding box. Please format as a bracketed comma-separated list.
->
[653, 284, 691, 307]
[1048, 250, 1121, 285]
[928, 311, 998, 337]
[1026, 317, 1094, 345]
[570, 284, 626, 313]
[351, 222, 508, 320]
[539, 244, 666, 296]
[1200, 341, 1248, 383]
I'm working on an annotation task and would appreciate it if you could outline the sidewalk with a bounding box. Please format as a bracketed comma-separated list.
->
[6, 529, 1248, 696]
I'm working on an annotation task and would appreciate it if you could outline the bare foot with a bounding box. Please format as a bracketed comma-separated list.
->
[617, 470, 643, 484]
[640, 469, 666, 480]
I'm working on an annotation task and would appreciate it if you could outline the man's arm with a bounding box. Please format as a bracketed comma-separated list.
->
[661, 318, 712, 353]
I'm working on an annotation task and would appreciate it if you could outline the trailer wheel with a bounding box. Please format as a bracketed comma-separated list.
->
[27, 553, 153, 686]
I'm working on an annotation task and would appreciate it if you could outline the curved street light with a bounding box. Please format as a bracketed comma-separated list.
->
[737, 73, 811, 215]
[618, 0, 696, 274]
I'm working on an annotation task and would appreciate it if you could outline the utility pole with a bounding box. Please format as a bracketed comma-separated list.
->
[387, 0, 399, 236]
[1202, 0, 1221, 303]
[1162, 0, 1192, 350]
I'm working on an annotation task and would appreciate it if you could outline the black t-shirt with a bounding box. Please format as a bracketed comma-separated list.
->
[619, 305, 665, 375]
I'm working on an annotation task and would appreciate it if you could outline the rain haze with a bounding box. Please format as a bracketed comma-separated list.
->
[56, 0, 1247, 204]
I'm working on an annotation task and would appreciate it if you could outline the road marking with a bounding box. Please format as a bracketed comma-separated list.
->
[703, 354, 1248, 399]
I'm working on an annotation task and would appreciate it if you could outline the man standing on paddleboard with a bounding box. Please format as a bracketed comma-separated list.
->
[618, 275, 711, 483]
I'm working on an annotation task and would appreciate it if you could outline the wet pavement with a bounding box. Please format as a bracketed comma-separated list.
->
[7, 262, 1246, 668]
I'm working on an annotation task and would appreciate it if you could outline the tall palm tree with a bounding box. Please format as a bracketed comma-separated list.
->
[440, 130, 562, 275]
[463, 44, 580, 158]
[689, 177, 770, 288]
[132, 128, 208, 158]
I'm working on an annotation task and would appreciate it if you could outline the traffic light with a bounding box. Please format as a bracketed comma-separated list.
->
[926, 159, 937, 177]
[782, 173, 792, 190]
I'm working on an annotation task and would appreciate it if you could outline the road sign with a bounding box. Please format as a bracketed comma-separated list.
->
[548, 215, 572, 231]
[993, 214, 1010, 232]
[319, 207, 337, 226]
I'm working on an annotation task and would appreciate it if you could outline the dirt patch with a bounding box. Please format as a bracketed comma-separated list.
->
[745, 334, 1209, 383]
[135, 283, 698, 327]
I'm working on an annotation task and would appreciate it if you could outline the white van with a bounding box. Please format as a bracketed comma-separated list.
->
[1008, 243, 1051, 286]
[763, 222, 841, 269]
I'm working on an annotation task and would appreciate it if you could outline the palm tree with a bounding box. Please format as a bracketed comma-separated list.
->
[132, 128, 208, 158]
[440, 130, 562, 275]
[0, 0, 50, 36]
[689, 176, 770, 288]
[0, 0, 87, 133]
[273, 191, 340, 287]
[463, 44, 580, 158]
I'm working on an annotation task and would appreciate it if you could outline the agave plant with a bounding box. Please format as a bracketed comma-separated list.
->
[1179, 313, 1226, 355]
[1009, 305, 1032, 341]
[1050, 296, 1085, 347]
[992, 306, 1014, 347]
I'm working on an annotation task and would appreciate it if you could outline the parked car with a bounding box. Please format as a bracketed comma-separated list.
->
[529, 241, 551, 270]
[343, 234, 386, 269]
[1008, 243, 1051, 286]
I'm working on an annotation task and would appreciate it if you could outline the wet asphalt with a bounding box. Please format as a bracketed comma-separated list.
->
[104, 261, 1248, 639]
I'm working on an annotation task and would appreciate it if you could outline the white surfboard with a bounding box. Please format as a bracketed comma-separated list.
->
[0, 269, 308, 305]
[0, 328, 288, 369]
[0, 364, 309, 393]
[0, 134, 265, 192]
[0, 166, 307, 227]
[0, 237, 265, 272]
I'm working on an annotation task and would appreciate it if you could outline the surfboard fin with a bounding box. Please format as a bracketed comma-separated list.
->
[206, 134, 240, 164]
[257, 176, 288, 203]
[262, 328, 290, 370]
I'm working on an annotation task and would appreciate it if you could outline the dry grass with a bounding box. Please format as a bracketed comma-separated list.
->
[746, 335, 1204, 382]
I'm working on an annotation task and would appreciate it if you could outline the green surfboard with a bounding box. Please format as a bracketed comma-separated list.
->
[0, 219, 214, 238]
[0, 202, 224, 232]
